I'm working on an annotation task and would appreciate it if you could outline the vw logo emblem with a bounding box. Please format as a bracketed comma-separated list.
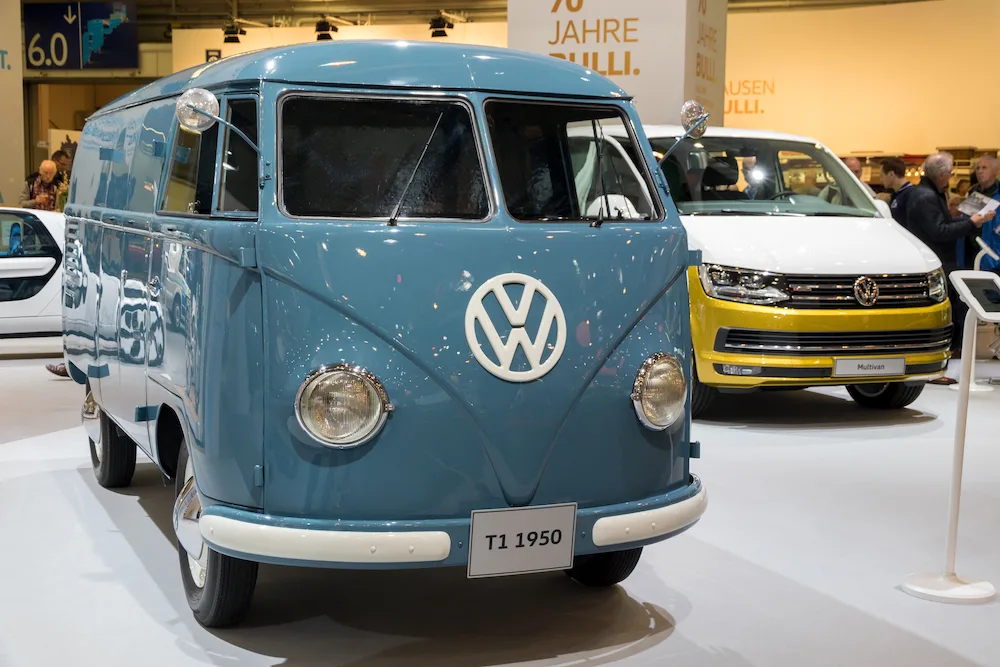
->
[465, 273, 567, 382]
[853, 276, 879, 307]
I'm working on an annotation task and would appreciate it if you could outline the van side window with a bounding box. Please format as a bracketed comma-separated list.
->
[162, 123, 220, 215]
[280, 96, 488, 220]
[218, 99, 259, 213]
[130, 100, 175, 213]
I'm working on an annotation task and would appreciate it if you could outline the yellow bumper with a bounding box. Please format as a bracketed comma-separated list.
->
[689, 267, 952, 388]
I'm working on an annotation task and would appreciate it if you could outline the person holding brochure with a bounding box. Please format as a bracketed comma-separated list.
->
[905, 152, 994, 380]
[966, 156, 1000, 274]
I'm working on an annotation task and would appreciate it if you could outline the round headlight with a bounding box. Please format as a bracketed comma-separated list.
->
[295, 365, 392, 447]
[631, 353, 687, 430]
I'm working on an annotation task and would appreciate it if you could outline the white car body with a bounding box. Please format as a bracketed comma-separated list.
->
[0, 207, 66, 355]
[631, 124, 942, 275]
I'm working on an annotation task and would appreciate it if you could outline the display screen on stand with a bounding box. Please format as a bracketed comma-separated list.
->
[962, 278, 1000, 312]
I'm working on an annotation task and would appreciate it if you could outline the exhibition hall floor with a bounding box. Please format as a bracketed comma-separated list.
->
[2, 357, 999, 667]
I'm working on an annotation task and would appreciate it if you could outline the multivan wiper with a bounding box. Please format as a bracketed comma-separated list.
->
[387, 111, 444, 226]
[685, 209, 802, 216]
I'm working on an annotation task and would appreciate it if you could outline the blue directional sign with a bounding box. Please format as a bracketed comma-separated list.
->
[23, 2, 138, 71]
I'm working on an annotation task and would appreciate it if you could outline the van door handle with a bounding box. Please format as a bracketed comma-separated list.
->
[147, 276, 161, 298]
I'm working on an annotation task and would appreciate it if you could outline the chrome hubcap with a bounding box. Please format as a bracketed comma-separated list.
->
[856, 383, 888, 398]
[82, 391, 102, 462]
[173, 457, 208, 588]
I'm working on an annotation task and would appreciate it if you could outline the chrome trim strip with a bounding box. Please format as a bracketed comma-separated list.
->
[724, 339, 952, 353]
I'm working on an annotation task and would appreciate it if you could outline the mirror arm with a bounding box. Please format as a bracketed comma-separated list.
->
[186, 104, 260, 156]
[657, 113, 709, 167]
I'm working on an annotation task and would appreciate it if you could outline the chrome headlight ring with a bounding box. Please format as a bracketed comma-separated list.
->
[294, 363, 394, 448]
[631, 352, 687, 431]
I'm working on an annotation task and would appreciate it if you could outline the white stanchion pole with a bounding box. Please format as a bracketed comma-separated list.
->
[949, 240, 998, 392]
[902, 309, 996, 604]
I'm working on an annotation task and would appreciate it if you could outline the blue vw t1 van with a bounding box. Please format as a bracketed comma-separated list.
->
[63, 40, 706, 627]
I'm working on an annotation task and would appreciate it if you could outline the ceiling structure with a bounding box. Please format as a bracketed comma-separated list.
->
[20, 0, 933, 42]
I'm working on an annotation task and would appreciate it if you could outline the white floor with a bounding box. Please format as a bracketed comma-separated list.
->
[1, 358, 999, 666]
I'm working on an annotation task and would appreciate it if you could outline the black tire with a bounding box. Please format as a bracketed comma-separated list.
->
[690, 362, 717, 419]
[175, 439, 258, 628]
[565, 547, 643, 587]
[90, 400, 136, 488]
[846, 382, 925, 409]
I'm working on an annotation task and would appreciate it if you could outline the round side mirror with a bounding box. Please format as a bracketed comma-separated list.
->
[680, 100, 708, 139]
[176, 88, 220, 132]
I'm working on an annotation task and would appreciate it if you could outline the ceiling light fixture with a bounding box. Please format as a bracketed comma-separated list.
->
[429, 16, 454, 38]
[315, 19, 338, 41]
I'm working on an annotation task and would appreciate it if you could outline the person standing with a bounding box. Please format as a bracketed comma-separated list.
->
[18, 160, 59, 210]
[967, 155, 1000, 273]
[906, 152, 994, 382]
[879, 157, 913, 227]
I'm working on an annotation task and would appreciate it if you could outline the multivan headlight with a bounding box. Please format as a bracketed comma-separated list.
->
[631, 353, 687, 430]
[698, 264, 789, 306]
[928, 268, 947, 303]
[295, 364, 393, 447]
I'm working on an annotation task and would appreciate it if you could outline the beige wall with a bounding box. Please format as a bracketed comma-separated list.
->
[724, 0, 1000, 156]
[0, 1, 25, 205]
[30, 83, 139, 168]
[172, 23, 508, 72]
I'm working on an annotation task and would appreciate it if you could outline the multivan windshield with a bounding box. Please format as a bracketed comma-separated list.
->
[484, 100, 660, 222]
[648, 136, 879, 218]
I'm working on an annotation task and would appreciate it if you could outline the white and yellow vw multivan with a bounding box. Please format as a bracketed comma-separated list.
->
[607, 125, 951, 417]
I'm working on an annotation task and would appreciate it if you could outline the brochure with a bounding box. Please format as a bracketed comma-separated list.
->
[958, 191, 1000, 217]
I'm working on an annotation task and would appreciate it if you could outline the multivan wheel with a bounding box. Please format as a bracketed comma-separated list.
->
[846, 382, 925, 409]
[174, 437, 258, 628]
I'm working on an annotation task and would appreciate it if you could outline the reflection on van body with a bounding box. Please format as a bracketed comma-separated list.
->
[64, 40, 705, 628]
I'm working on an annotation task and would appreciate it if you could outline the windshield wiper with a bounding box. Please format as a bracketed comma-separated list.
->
[684, 209, 800, 216]
[589, 118, 610, 228]
[809, 211, 877, 218]
[525, 215, 600, 222]
[387, 112, 444, 226]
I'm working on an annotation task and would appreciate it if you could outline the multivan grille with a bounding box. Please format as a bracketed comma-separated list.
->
[784, 273, 934, 309]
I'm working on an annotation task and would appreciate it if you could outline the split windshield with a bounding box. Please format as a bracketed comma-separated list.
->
[485, 100, 659, 222]
[646, 136, 879, 217]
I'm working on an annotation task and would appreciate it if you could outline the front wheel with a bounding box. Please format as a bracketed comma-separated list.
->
[565, 547, 643, 587]
[175, 438, 258, 628]
[846, 382, 925, 409]
[88, 388, 136, 488]
[690, 362, 717, 419]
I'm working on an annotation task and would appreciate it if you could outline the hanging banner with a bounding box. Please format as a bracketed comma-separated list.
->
[507, 0, 726, 126]
[23, 2, 139, 71]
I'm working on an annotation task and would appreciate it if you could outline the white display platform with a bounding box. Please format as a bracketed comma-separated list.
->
[2, 359, 1000, 666]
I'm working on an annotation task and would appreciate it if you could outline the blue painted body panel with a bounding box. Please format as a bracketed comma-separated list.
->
[64, 40, 700, 567]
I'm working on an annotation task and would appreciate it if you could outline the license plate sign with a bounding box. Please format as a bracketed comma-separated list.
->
[467, 503, 577, 578]
[833, 357, 906, 377]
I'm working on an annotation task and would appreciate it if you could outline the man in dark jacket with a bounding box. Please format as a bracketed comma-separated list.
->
[905, 152, 993, 381]
[879, 157, 913, 227]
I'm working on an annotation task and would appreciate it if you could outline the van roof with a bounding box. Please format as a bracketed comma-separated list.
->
[95, 40, 631, 115]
